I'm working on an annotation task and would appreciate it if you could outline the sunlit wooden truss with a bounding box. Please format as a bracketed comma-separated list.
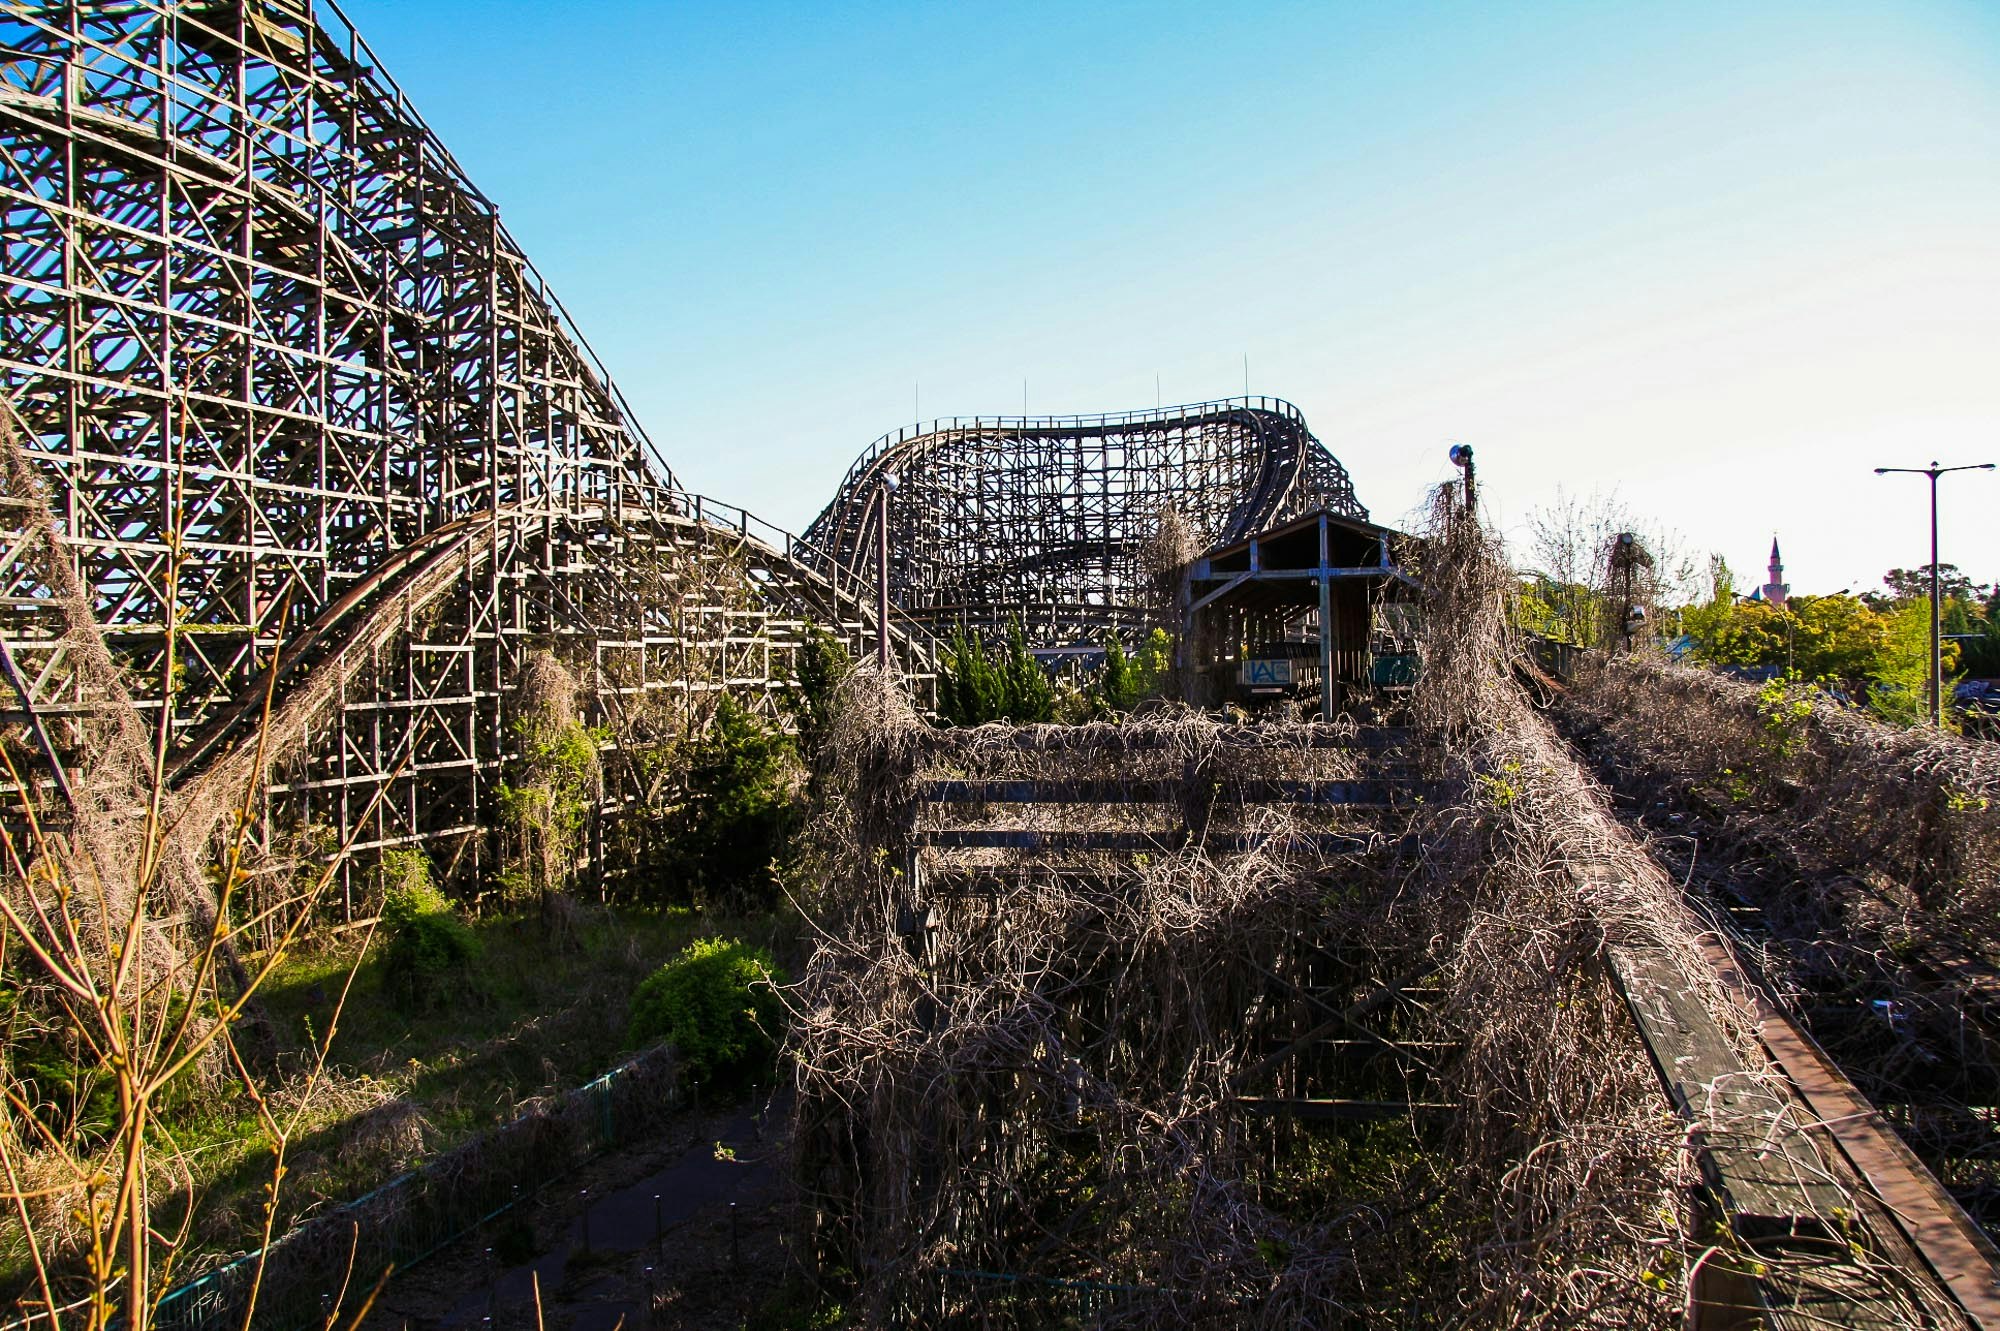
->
[0, 0, 925, 895]
[804, 397, 1368, 646]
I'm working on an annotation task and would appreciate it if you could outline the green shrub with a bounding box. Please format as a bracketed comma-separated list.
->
[627, 937, 786, 1090]
[938, 618, 1056, 725]
[646, 696, 799, 913]
[379, 850, 479, 1011]
[782, 622, 853, 762]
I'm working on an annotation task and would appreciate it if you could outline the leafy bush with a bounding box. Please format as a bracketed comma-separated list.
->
[379, 850, 480, 1011]
[646, 696, 800, 913]
[627, 937, 787, 1090]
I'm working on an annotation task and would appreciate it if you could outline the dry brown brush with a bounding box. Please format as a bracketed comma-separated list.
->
[1557, 656, 2000, 959]
[0, 403, 396, 1330]
[780, 493, 1780, 1327]
[788, 689, 1400, 1325]
[1391, 487, 1704, 1327]
[1555, 654, 2000, 1243]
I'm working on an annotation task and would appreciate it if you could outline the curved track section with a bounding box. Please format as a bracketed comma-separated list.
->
[0, 2, 925, 885]
[803, 397, 1366, 645]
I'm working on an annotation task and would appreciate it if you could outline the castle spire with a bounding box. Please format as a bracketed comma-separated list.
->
[1763, 536, 1788, 609]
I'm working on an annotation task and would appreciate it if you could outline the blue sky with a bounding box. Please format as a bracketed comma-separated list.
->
[343, 0, 2000, 597]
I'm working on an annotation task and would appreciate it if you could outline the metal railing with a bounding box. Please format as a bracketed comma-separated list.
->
[661, 490, 945, 663]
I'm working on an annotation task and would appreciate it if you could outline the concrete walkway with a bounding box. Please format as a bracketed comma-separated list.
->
[438, 1098, 777, 1330]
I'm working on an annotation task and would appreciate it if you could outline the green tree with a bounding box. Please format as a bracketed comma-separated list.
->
[1099, 634, 1137, 713]
[1131, 627, 1173, 698]
[1680, 597, 1788, 669]
[1884, 563, 1980, 602]
[1869, 598, 1955, 723]
[938, 621, 1057, 724]
[1959, 594, 2000, 679]
[939, 627, 1005, 725]
[651, 696, 799, 912]
[1001, 620, 1055, 723]
[1682, 593, 1955, 723]
[1708, 554, 1738, 605]
[783, 622, 852, 760]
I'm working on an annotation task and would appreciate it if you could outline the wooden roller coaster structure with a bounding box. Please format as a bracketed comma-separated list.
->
[0, 0, 935, 897]
[803, 397, 1368, 646]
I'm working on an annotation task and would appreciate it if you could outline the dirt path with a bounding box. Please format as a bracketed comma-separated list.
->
[367, 1090, 798, 1331]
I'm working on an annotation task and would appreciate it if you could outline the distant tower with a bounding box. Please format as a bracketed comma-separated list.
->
[1762, 537, 1789, 609]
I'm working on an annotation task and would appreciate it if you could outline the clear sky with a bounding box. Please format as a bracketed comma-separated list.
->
[341, 0, 2000, 598]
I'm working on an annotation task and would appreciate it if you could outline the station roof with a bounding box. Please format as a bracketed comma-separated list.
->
[1183, 507, 1415, 618]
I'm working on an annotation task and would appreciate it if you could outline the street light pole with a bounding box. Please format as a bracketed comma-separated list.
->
[1874, 460, 1996, 727]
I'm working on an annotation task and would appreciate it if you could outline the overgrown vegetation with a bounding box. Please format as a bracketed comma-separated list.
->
[781, 502, 1727, 1327]
[777, 488, 1972, 1326]
[627, 936, 787, 1091]
[378, 849, 480, 1011]
[1555, 652, 2000, 1253]
[0, 438, 812, 1326]
[937, 620, 1056, 725]
[645, 695, 801, 913]
[1557, 655, 2000, 958]
[495, 652, 605, 910]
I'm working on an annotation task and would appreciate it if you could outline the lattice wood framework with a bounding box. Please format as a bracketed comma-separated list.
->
[0, 0, 923, 885]
[804, 397, 1367, 645]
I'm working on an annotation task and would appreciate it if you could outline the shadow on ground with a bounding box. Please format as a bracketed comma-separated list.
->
[368, 1091, 797, 1331]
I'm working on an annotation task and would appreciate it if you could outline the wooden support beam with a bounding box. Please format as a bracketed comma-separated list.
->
[917, 829, 1379, 854]
[1237, 1097, 1456, 1121]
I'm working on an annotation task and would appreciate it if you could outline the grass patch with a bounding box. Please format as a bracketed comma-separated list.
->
[3, 905, 793, 1296]
[258, 907, 786, 1132]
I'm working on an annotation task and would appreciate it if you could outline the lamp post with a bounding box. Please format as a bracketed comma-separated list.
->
[876, 473, 899, 670]
[1874, 461, 1996, 726]
[1448, 444, 1475, 516]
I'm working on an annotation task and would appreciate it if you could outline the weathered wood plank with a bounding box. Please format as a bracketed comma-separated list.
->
[917, 778, 1412, 806]
[916, 829, 1377, 853]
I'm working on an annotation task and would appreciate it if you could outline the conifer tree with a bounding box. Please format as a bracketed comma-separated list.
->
[1099, 634, 1136, 713]
[1003, 619, 1055, 722]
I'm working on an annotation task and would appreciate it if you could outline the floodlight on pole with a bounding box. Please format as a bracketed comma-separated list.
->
[1873, 460, 1996, 726]
[1447, 444, 1475, 515]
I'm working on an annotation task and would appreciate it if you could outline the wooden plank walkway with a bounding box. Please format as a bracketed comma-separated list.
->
[1589, 844, 2000, 1328]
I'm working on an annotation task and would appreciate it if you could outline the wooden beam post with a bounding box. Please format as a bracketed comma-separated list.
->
[1318, 513, 1335, 721]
